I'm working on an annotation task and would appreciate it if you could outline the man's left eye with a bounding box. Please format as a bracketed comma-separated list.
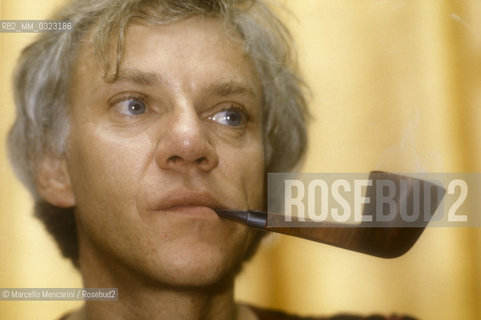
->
[209, 108, 247, 127]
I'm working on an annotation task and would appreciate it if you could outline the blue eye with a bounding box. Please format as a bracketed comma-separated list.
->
[123, 99, 146, 115]
[209, 108, 247, 127]
[110, 97, 147, 116]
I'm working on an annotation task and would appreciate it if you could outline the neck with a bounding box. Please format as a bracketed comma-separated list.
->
[82, 282, 238, 320]
[72, 238, 247, 320]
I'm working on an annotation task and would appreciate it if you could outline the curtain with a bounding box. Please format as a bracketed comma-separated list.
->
[237, 1, 481, 319]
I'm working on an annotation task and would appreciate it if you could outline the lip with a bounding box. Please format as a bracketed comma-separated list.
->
[148, 190, 230, 218]
[164, 205, 217, 218]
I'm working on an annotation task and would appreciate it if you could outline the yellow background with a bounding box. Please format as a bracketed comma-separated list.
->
[1, 0, 480, 319]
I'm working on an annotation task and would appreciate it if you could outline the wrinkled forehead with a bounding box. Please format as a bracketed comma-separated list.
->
[72, 14, 245, 84]
[68, 16, 261, 107]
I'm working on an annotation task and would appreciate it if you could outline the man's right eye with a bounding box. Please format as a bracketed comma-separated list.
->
[116, 98, 147, 116]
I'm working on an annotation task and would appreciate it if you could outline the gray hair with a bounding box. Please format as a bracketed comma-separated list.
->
[8, 0, 308, 266]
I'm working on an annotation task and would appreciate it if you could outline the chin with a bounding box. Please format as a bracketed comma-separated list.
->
[79, 216, 257, 289]
[147, 244, 244, 288]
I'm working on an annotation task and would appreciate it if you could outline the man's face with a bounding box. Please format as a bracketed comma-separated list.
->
[64, 17, 265, 286]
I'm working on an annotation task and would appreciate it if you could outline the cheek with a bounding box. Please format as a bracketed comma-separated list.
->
[246, 153, 266, 209]
[65, 124, 153, 213]
[219, 140, 265, 209]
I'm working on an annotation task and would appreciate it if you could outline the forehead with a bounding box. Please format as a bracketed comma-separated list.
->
[71, 17, 260, 97]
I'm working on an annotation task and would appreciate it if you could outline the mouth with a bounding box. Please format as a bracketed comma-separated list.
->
[149, 191, 231, 219]
[165, 205, 218, 217]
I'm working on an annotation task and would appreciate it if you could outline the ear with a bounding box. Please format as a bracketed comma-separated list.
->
[35, 155, 76, 208]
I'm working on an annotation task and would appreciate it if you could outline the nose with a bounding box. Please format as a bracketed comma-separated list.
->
[155, 108, 219, 172]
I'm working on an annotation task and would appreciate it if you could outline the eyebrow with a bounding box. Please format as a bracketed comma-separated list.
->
[105, 69, 164, 86]
[105, 68, 259, 99]
[205, 80, 258, 99]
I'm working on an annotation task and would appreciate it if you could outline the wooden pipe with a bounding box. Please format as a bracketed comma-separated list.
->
[215, 172, 445, 258]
